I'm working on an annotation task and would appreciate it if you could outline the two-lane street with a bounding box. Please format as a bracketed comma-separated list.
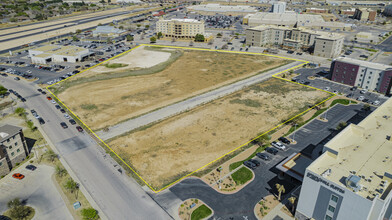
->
[0, 77, 171, 220]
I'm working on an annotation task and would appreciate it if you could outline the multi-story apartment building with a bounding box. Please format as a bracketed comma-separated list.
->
[296, 97, 392, 220]
[0, 124, 29, 176]
[330, 57, 392, 95]
[353, 8, 377, 21]
[156, 18, 205, 40]
[272, 2, 286, 13]
[384, 5, 392, 17]
[246, 25, 344, 58]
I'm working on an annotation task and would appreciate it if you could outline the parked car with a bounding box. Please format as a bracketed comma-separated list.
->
[51, 100, 56, 104]
[60, 122, 68, 129]
[25, 165, 37, 171]
[278, 137, 291, 145]
[38, 117, 45, 125]
[272, 141, 286, 150]
[64, 114, 70, 119]
[360, 89, 367, 94]
[46, 96, 52, 100]
[256, 152, 270, 160]
[324, 87, 330, 91]
[249, 159, 260, 166]
[76, 126, 83, 132]
[373, 100, 380, 105]
[55, 105, 61, 109]
[60, 109, 66, 113]
[14, 77, 20, 81]
[37, 89, 42, 92]
[12, 173, 25, 179]
[357, 96, 365, 101]
[265, 147, 278, 155]
[243, 160, 257, 169]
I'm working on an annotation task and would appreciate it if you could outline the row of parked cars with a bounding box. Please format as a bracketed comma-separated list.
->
[46, 97, 84, 132]
[1, 67, 33, 79]
[243, 137, 291, 169]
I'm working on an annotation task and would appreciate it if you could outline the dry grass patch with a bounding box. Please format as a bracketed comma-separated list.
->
[108, 78, 330, 189]
[56, 47, 290, 130]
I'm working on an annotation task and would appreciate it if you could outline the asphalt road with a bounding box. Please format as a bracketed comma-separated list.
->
[97, 61, 304, 140]
[0, 77, 171, 220]
[152, 103, 372, 220]
[378, 35, 392, 52]
[0, 164, 72, 220]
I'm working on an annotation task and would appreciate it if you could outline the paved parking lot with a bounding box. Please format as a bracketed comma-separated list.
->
[293, 67, 388, 106]
[0, 164, 72, 219]
[152, 103, 373, 220]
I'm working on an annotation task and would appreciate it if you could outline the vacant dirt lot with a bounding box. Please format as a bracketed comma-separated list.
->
[108, 78, 329, 189]
[57, 47, 290, 130]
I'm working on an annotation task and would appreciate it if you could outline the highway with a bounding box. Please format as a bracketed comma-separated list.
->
[0, 77, 172, 220]
[97, 61, 304, 140]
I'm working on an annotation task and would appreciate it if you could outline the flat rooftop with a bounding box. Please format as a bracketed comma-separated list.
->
[308, 97, 392, 201]
[334, 57, 392, 71]
[246, 12, 325, 25]
[187, 4, 257, 13]
[158, 18, 202, 23]
[0, 124, 21, 142]
[54, 45, 88, 56]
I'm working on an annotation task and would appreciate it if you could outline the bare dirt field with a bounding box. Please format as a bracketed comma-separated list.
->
[108, 78, 330, 189]
[56, 46, 291, 130]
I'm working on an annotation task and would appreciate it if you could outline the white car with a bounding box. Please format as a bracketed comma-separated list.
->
[51, 100, 57, 104]
[325, 87, 330, 91]
[373, 100, 380, 105]
[360, 89, 367, 94]
[357, 96, 365, 101]
[64, 114, 71, 119]
[272, 141, 286, 151]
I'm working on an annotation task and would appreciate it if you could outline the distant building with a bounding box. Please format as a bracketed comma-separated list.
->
[186, 4, 258, 16]
[306, 8, 329, 13]
[29, 45, 91, 64]
[330, 57, 392, 95]
[246, 25, 344, 58]
[384, 5, 392, 17]
[0, 125, 29, 177]
[156, 18, 205, 40]
[92, 25, 126, 37]
[340, 8, 356, 16]
[272, 2, 286, 13]
[353, 8, 377, 21]
[243, 12, 353, 31]
[296, 97, 392, 220]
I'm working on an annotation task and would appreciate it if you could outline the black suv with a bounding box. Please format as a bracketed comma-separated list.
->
[278, 137, 291, 145]
[249, 159, 260, 166]
[266, 147, 278, 155]
[243, 160, 257, 169]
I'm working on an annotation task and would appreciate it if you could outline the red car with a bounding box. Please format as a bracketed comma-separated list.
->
[12, 173, 25, 180]
[46, 96, 52, 100]
[76, 126, 83, 132]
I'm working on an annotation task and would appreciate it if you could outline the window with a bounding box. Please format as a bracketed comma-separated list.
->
[0, 162, 2, 166]
[325, 215, 333, 220]
[11, 152, 14, 156]
[331, 195, 338, 202]
[328, 205, 335, 212]
[14, 142, 17, 146]
[17, 149, 20, 153]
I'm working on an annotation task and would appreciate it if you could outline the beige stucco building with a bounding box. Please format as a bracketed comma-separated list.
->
[156, 18, 205, 40]
[246, 25, 344, 58]
[0, 125, 29, 177]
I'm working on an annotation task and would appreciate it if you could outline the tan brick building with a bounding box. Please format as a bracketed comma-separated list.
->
[246, 25, 344, 58]
[0, 125, 29, 177]
[353, 8, 377, 21]
[156, 18, 205, 40]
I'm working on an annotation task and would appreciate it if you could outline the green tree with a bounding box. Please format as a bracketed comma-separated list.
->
[150, 36, 156, 43]
[275, 183, 285, 201]
[7, 198, 32, 220]
[157, 32, 163, 39]
[0, 85, 8, 95]
[255, 134, 271, 146]
[15, 107, 26, 116]
[336, 121, 347, 130]
[363, 103, 371, 111]
[76, 29, 82, 34]
[7, 198, 21, 209]
[26, 121, 35, 131]
[106, 37, 112, 44]
[145, 25, 150, 29]
[291, 116, 304, 126]
[288, 197, 296, 213]
[64, 178, 79, 198]
[81, 208, 99, 220]
[119, 25, 124, 30]
[55, 164, 67, 177]
[195, 34, 205, 42]
[46, 149, 57, 162]
[217, 33, 222, 38]
[136, 24, 141, 28]
[126, 35, 134, 42]
[72, 35, 79, 41]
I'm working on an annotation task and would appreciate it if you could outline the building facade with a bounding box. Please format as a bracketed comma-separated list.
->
[296, 97, 392, 220]
[272, 2, 286, 13]
[246, 25, 344, 58]
[156, 18, 205, 40]
[353, 8, 377, 21]
[330, 57, 392, 95]
[0, 125, 29, 177]
[29, 45, 90, 64]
